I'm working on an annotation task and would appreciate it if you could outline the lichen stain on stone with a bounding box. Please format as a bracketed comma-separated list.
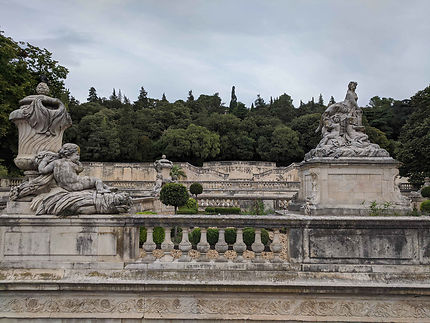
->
[76, 235, 93, 255]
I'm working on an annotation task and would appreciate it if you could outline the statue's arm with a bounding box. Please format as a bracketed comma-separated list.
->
[75, 161, 84, 173]
[38, 159, 55, 174]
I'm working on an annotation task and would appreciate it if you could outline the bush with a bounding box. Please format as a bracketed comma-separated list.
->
[188, 228, 201, 245]
[225, 228, 236, 244]
[136, 211, 157, 215]
[243, 228, 269, 247]
[205, 207, 241, 214]
[188, 228, 219, 246]
[189, 182, 203, 197]
[160, 183, 189, 213]
[139, 226, 165, 246]
[186, 198, 198, 210]
[421, 186, 430, 198]
[177, 208, 198, 214]
[421, 200, 430, 213]
[188, 227, 267, 246]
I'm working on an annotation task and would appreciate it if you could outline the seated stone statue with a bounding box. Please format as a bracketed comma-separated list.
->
[305, 81, 389, 160]
[10, 143, 131, 216]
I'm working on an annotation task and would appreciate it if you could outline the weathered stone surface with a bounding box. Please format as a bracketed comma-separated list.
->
[294, 157, 411, 215]
[1, 215, 430, 320]
[9, 82, 72, 171]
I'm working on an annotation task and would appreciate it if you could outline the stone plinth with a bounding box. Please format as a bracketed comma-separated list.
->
[294, 157, 411, 215]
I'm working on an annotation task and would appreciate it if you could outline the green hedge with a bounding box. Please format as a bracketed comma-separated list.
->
[421, 200, 430, 213]
[176, 208, 198, 214]
[205, 207, 241, 214]
[136, 211, 157, 215]
[421, 186, 430, 198]
[139, 227, 165, 246]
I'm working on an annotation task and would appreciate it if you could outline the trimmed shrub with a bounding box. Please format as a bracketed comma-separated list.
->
[176, 208, 198, 214]
[421, 186, 430, 198]
[136, 211, 157, 215]
[207, 228, 219, 245]
[205, 207, 241, 214]
[189, 228, 219, 246]
[160, 183, 189, 213]
[225, 228, 236, 244]
[188, 228, 201, 245]
[186, 198, 198, 210]
[421, 200, 430, 213]
[139, 227, 165, 246]
[243, 228, 270, 247]
[189, 182, 203, 197]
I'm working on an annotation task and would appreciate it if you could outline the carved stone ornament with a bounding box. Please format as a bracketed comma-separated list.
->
[305, 81, 390, 160]
[9, 82, 72, 170]
[10, 143, 132, 215]
[1, 295, 430, 321]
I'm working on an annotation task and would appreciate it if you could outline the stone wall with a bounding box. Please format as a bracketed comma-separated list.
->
[80, 161, 299, 182]
[1, 214, 430, 321]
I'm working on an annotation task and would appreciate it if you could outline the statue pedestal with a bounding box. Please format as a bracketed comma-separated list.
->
[293, 157, 411, 215]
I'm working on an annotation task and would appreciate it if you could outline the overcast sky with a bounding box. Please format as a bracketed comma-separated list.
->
[1, 0, 429, 107]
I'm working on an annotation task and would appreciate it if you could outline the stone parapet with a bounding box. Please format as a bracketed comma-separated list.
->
[1, 214, 430, 320]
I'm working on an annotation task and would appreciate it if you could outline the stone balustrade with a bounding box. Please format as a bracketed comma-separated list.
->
[2, 214, 430, 321]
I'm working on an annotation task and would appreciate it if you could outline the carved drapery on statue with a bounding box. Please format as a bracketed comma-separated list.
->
[305, 82, 389, 160]
[8, 83, 131, 216]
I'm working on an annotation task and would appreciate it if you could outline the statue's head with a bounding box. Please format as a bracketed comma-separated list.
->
[59, 143, 80, 160]
[161, 154, 167, 159]
[348, 81, 358, 91]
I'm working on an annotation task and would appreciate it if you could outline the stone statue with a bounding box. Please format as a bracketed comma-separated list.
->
[151, 155, 174, 196]
[305, 81, 389, 160]
[10, 143, 131, 215]
[9, 82, 72, 171]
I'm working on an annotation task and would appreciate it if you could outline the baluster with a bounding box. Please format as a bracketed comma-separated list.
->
[215, 228, 228, 262]
[270, 229, 283, 263]
[197, 228, 210, 262]
[233, 228, 247, 263]
[142, 227, 156, 263]
[251, 228, 265, 263]
[160, 227, 174, 262]
[178, 227, 192, 262]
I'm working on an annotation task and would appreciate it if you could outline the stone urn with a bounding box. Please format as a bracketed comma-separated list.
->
[9, 82, 72, 172]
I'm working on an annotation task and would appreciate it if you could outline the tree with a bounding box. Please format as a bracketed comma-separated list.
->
[157, 123, 220, 165]
[170, 165, 187, 180]
[87, 87, 98, 102]
[254, 94, 265, 109]
[318, 93, 324, 105]
[257, 125, 303, 165]
[328, 96, 336, 105]
[0, 31, 68, 172]
[161, 93, 167, 102]
[189, 182, 203, 198]
[271, 93, 296, 124]
[160, 183, 189, 214]
[397, 85, 430, 184]
[229, 86, 237, 111]
[134, 86, 149, 109]
[187, 90, 194, 102]
[290, 113, 321, 154]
